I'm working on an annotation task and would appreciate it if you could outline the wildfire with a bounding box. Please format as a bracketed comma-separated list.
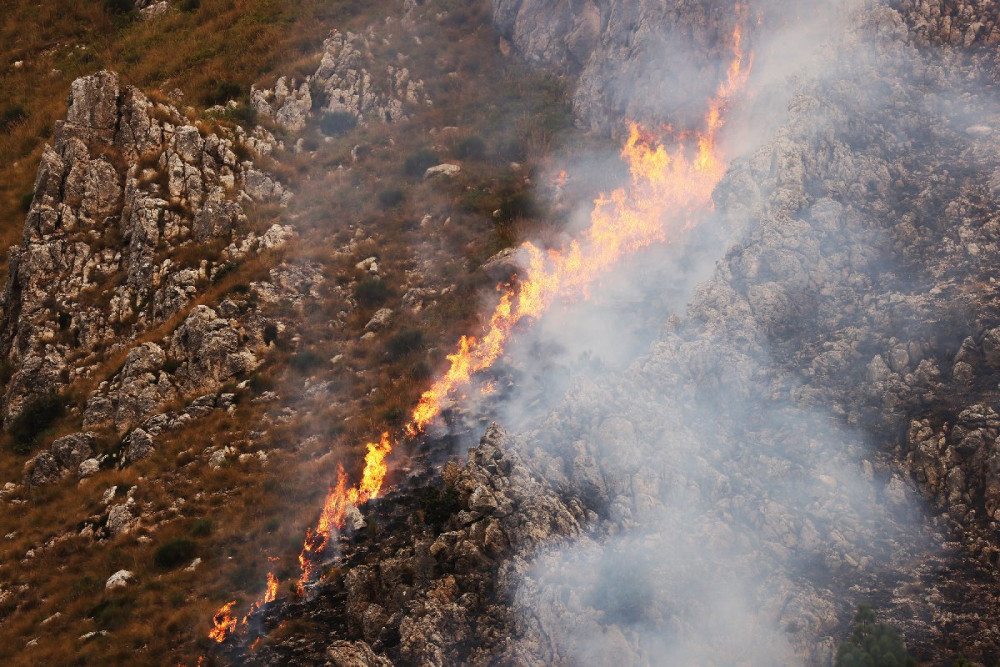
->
[209, 572, 279, 644]
[209, 9, 751, 646]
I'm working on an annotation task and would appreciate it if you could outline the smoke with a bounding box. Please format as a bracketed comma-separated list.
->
[447, 0, 983, 663]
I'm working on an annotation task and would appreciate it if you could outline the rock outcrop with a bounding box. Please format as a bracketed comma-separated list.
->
[251, 28, 430, 133]
[0, 71, 290, 425]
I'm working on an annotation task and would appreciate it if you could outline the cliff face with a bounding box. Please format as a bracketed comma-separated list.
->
[0, 70, 288, 429]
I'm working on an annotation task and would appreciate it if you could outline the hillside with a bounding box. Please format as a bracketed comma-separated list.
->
[1, 0, 1000, 666]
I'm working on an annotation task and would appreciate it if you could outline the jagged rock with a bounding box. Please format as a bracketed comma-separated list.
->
[326, 640, 392, 667]
[424, 164, 461, 179]
[51, 433, 95, 470]
[78, 459, 100, 478]
[105, 569, 135, 590]
[106, 500, 137, 536]
[123, 428, 155, 464]
[364, 308, 393, 331]
[0, 69, 286, 426]
[24, 452, 62, 487]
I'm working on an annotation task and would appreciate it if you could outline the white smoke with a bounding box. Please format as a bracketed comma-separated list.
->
[455, 0, 968, 663]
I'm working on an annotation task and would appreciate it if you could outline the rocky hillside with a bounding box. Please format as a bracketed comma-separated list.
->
[3, 0, 1000, 665]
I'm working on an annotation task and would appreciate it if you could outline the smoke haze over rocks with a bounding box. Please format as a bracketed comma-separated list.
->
[469, 0, 1000, 664]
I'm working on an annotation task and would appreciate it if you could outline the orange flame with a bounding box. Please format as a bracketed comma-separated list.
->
[209, 572, 279, 643]
[209, 601, 237, 643]
[408, 20, 750, 436]
[209, 8, 752, 645]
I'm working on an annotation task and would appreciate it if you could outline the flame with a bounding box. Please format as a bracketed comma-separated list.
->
[209, 8, 752, 646]
[209, 572, 279, 643]
[298, 432, 392, 588]
[408, 20, 750, 436]
[209, 601, 237, 643]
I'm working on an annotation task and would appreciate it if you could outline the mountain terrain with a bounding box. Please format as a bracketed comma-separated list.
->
[1, 0, 1000, 666]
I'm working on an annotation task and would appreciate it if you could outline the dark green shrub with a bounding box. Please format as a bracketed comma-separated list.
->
[289, 349, 323, 373]
[179, 0, 200, 11]
[206, 80, 243, 106]
[377, 188, 405, 208]
[354, 277, 389, 307]
[263, 323, 279, 346]
[835, 604, 915, 667]
[496, 138, 526, 164]
[9, 392, 66, 453]
[221, 103, 257, 128]
[455, 136, 486, 160]
[190, 518, 213, 537]
[19, 191, 34, 212]
[403, 148, 439, 177]
[386, 328, 424, 360]
[318, 111, 358, 137]
[87, 596, 134, 630]
[153, 538, 196, 569]
[103, 0, 133, 14]
[0, 104, 28, 133]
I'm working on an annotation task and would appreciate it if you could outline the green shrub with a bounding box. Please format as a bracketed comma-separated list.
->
[377, 188, 405, 208]
[220, 103, 257, 128]
[318, 111, 358, 137]
[190, 518, 212, 537]
[289, 349, 323, 373]
[835, 604, 915, 667]
[19, 191, 34, 212]
[386, 328, 424, 360]
[206, 80, 243, 106]
[87, 596, 134, 630]
[403, 148, 439, 177]
[263, 323, 279, 346]
[455, 136, 486, 160]
[179, 0, 201, 11]
[0, 104, 28, 133]
[9, 392, 66, 454]
[153, 538, 196, 569]
[354, 277, 389, 308]
[102, 0, 133, 15]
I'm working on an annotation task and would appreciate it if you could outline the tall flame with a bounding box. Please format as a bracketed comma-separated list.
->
[209, 9, 751, 645]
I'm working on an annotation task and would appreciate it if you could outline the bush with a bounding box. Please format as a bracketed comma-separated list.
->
[190, 518, 213, 537]
[263, 323, 279, 346]
[9, 392, 66, 453]
[403, 148, 439, 178]
[289, 349, 323, 373]
[836, 604, 915, 667]
[354, 277, 389, 308]
[153, 538, 196, 569]
[206, 80, 243, 106]
[318, 111, 358, 137]
[103, 0, 133, 14]
[179, 0, 201, 11]
[454, 136, 486, 161]
[19, 191, 34, 212]
[386, 328, 424, 360]
[377, 188, 405, 208]
[220, 103, 257, 128]
[0, 104, 28, 133]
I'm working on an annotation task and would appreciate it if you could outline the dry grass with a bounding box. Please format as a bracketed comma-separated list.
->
[0, 0, 591, 662]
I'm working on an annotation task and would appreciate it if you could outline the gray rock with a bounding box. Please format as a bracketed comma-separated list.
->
[123, 428, 155, 465]
[105, 569, 135, 590]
